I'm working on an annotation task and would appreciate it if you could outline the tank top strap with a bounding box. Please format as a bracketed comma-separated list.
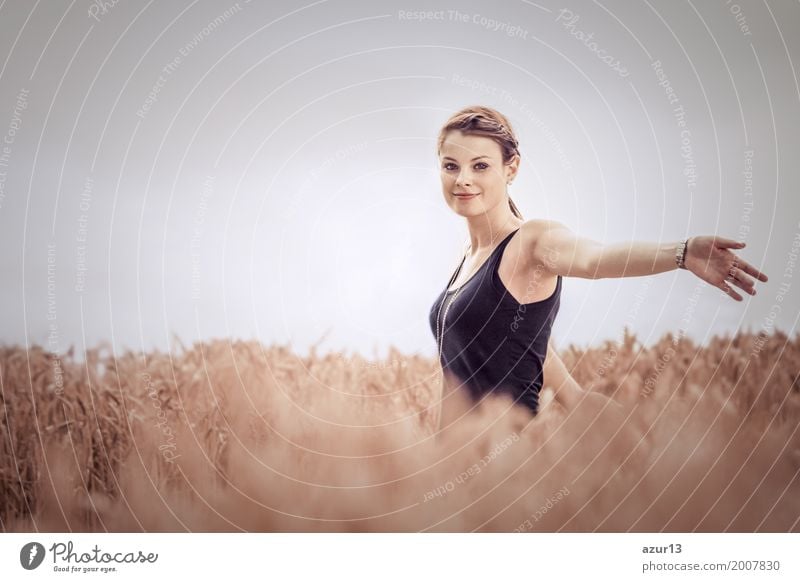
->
[488, 228, 520, 269]
[496, 228, 519, 252]
[446, 229, 521, 292]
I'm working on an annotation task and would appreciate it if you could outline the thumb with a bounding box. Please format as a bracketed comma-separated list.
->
[717, 237, 745, 248]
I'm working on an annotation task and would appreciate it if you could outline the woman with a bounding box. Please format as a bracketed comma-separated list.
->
[429, 105, 769, 431]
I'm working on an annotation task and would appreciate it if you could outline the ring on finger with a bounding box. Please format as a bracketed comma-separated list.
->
[727, 266, 743, 282]
[729, 267, 752, 288]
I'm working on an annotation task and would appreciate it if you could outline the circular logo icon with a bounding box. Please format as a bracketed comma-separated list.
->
[20, 542, 46, 570]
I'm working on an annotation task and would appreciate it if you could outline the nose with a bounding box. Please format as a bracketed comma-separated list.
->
[455, 169, 472, 187]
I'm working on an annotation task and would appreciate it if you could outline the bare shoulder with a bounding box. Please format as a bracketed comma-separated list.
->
[496, 219, 562, 301]
[519, 218, 569, 237]
[517, 219, 570, 267]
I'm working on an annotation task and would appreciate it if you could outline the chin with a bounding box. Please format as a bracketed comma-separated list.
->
[451, 207, 486, 218]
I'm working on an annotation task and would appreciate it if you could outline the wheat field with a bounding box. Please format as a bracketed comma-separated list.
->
[1, 328, 798, 532]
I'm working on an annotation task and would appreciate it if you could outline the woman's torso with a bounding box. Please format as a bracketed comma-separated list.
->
[429, 227, 562, 414]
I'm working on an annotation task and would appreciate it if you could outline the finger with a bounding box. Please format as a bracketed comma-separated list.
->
[728, 273, 755, 296]
[720, 280, 743, 302]
[717, 237, 746, 249]
[728, 268, 756, 295]
[736, 260, 769, 282]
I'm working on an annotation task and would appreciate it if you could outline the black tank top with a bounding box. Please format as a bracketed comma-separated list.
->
[428, 228, 562, 414]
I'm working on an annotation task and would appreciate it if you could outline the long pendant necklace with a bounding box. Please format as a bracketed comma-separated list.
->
[432, 216, 517, 432]
[432, 250, 467, 432]
[435, 254, 467, 367]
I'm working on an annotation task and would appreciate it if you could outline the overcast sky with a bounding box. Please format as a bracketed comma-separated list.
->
[1, 0, 798, 361]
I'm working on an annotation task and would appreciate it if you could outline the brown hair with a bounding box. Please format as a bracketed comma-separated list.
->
[437, 105, 523, 219]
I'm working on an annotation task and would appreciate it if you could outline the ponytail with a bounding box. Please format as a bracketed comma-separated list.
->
[508, 196, 523, 220]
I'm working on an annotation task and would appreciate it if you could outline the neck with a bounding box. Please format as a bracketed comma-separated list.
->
[465, 203, 523, 253]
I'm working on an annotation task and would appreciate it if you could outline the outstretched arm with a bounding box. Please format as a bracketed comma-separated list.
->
[522, 220, 769, 301]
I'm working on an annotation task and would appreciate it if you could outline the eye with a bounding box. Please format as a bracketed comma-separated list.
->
[442, 162, 489, 171]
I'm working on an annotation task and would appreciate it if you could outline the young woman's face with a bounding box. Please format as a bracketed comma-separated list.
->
[438, 130, 518, 217]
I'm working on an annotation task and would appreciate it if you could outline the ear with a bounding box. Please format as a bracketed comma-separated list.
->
[506, 154, 520, 183]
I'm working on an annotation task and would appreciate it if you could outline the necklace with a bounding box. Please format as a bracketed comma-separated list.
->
[432, 215, 518, 431]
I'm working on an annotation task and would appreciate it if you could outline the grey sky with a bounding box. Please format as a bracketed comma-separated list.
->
[1, 0, 798, 361]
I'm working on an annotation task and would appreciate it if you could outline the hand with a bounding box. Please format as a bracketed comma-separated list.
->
[684, 236, 768, 301]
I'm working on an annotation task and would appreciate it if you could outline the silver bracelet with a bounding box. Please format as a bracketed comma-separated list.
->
[675, 238, 690, 269]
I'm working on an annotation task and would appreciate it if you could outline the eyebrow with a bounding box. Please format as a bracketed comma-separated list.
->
[442, 156, 490, 161]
